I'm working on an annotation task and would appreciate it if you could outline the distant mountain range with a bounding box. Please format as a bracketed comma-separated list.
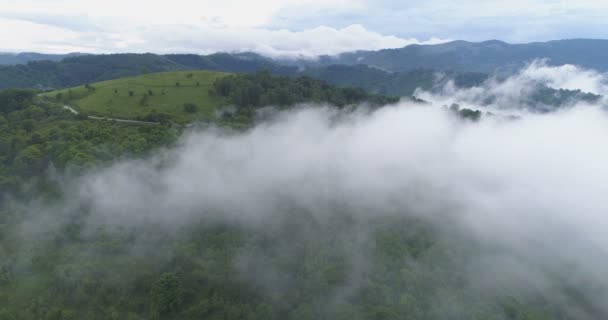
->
[289, 39, 608, 73]
[4, 39, 608, 72]
[0, 52, 87, 65]
[0, 39, 606, 104]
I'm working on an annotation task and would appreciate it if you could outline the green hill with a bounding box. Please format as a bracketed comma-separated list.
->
[44, 70, 231, 123]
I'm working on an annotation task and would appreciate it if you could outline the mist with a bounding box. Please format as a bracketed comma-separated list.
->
[13, 101, 607, 316]
[7, 64, 608, 318]
[417, 60, 608, 113]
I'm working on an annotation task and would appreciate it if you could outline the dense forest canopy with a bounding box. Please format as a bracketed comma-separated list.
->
[1, 37, 608, 319]
[1, 65, 606, 318]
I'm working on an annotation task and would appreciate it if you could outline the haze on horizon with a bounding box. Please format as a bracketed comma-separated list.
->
[1, 0, 608, 57]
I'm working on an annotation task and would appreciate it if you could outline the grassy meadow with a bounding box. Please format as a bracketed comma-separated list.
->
[45, 70, 230, 123]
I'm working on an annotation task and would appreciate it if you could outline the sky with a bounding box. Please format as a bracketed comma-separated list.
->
[0, 0, 607, 57]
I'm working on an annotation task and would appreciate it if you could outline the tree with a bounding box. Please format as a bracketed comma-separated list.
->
[139, 94, 149, 107]
[21, 119, 35, 132]
[183, 103, 198, 114]
[151, 273, 182, 316]
[0, 89, 36, 113]
[129, 91, 134, 97]
[0, 309, 16, 320]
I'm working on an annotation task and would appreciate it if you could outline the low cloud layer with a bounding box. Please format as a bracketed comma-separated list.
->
[416, 60, 608, 112]
[20, 99, 605, 316]
[9, 63, 608, 317]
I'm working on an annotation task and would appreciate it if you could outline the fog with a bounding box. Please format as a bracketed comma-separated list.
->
[12, 63, 608, 317]
[417, 60, 608, 113]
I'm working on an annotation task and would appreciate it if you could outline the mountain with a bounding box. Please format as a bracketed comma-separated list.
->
[2, 39, 607, 100]
[291, 39, 608, 73]
[295, 64, 487, 96]
[0, 53, 297, 90]
[41, 70, 399, 125]
[0, 52, 87, 65]
[0, 52, 476, 97]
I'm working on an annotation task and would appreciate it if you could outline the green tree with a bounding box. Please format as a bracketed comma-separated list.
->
[183, 103, 198, 114]
[151, 273, 182, 316]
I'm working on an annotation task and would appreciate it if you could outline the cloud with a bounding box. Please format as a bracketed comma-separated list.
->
[5, 53, 608, 317]
[3, 0, 605, 54]
[517, 60, 608, 94]
[17, 99, 605, 316]
[415, 60, 608, 112]
[269, 0, 608, 43]
[1, 0, 428, 56]
[130, 24, 447, 58]
[0, 14, 447, 57]
[0, 18, 87, 53]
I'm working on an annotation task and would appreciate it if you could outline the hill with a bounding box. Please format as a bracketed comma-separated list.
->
[0, 52, 474, 97]
[0, 53, 295, 90]
[0, 86, 600, 320]
[44, 70, 231, 124]
[302, 39, 608, 73]
[0, 52, 86, 65]
[42, 70, 401, 125]
[5, 39, 608, 99]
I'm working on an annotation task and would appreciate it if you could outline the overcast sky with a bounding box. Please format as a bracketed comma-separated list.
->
[1, 0, 607, 57]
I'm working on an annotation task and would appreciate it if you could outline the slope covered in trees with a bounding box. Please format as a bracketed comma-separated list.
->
[0, 53, 294, 90]
[0, 72, 400, 195]
[296, 39, 608, 73]
[0, 87, 593, 320]
[0, 52, 480, 98]
[0, 77, 603, 319]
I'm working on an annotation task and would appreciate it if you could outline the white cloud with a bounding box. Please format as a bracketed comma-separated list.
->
[12, 63, 608, 315]
[130, 24, 446, 58]
[518, 60, 608, 94]
[0, 0, 443, 55]
[270, 0, 608, 43]
[0, 15, 446, 57]
[0, 0, 606, 54]
[36, 102, 608, 316]
[416, 60, 608, 112]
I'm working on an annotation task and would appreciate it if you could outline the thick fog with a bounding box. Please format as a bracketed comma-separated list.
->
[416, 60, 608, 113]
[14, 63, 608, 317]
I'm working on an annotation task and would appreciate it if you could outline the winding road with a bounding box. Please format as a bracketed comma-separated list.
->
[62, 105, 160, 125]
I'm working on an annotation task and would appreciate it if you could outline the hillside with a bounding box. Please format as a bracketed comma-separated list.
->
[44, 71, 230, 124]
[0, 53, 295, 90]
[0, 52, 481, 98]
[4, 39, 608, 98]
[1, 86, 601, 320]
[288, 39, 608, 73]
[42, 70, 400, 126]
[0, 52, 86, 65]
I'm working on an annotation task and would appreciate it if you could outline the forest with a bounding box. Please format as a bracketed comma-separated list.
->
[0, 69, 593, 319]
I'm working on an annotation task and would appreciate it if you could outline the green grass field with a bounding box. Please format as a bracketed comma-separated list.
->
[45, 70, 231, 123]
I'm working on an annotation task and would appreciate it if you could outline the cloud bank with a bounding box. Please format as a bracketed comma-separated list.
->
[10, 63, 608, 317]
[130, 24, 445, 58]
[416, 60, 608, 112]
[16, 100, 605, 316]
